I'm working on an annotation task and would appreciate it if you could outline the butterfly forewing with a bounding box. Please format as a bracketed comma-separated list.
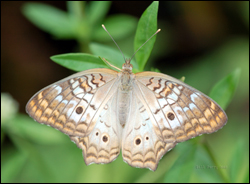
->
[26, 68, 119, 137]
[135, 71, 228, 144]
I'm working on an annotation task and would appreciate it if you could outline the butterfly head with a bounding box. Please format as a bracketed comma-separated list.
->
[122, 59, 133, 72]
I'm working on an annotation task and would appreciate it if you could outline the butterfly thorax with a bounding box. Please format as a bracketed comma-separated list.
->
[119, 59, 133, 91]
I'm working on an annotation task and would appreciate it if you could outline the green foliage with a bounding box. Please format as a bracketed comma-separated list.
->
[209, 68, 241, 110]
[229, 139, 248, 182]
[22, 3, 76, 39]
[92, 15, 137, 42]
[2, 1, 248, 183]
[164, 141, 197, 182]
[89, 43, 139, 72]
[51, 53, 108, 72]
[22, 1, 137, 52]
[134, 1, 159, 71]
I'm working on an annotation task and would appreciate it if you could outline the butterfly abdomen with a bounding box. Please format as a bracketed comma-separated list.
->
[117, 72, 134, 128]
[117, 88, 132, 128]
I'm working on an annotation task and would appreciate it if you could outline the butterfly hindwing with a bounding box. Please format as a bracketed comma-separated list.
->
[70, 90, 122, 165]
[122, 88, 176, 171]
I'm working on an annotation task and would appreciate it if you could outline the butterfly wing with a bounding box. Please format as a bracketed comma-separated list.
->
[26, 68, 119, 137]
[70, 90, 122, 165]
[122, 88, 176, 171]
[134, 71, 228, 143]
[122, 71, 227, 171]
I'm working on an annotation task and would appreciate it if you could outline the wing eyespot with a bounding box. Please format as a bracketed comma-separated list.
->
[167, 112, 175, 120]
[102, 135, 108, 142]
[135, 138, 141, 145]
[76, 106, 83, 114]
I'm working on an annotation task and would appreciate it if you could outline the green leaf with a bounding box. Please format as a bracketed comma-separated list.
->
[134, 1, 159, 71]
[1, 150, 27, 183]
[67, 1, 85, 19]
[51, 53, 107, 72]
[6, 114, 67, 145]
[22, 3, 74, 39]
[209, 68, 241, 110]
[150, 67, 161, 72]
[92, 15, 137, 41]
[86, 1, 111, 25]
[193, 145, 225, 182]
[89, 43, 139, 72]
[230, 139, 246, 182]
[164, 141, 197, 182]
[244, 167, 249, 183]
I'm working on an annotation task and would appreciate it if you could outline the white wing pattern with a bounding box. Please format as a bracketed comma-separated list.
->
[26, 68, 119, 137]
[70, 91, 122, 165]
[122, 88, 176, 171]
[135, 72, 227, 143]
[26, 61, 227, 171]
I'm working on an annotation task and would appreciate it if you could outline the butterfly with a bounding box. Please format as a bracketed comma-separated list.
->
[26, 26, 227, 171]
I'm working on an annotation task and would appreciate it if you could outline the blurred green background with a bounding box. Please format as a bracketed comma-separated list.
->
[1, 1, 249, 183]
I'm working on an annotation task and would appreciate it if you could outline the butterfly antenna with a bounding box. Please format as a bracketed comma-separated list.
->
[130, 29, 161, 61]
[102, 24, 126, 62]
